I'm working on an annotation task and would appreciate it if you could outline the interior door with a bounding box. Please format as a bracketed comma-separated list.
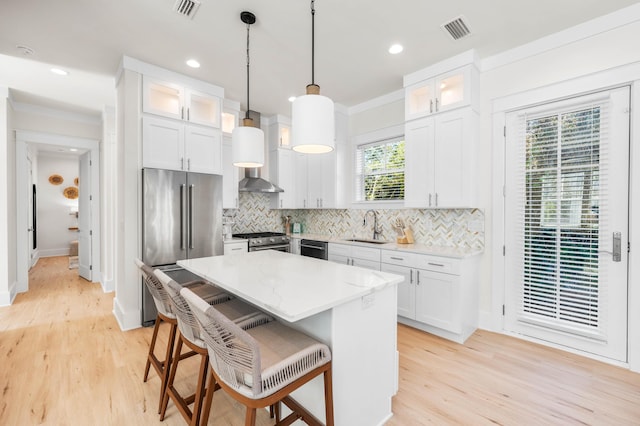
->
[78, 151, 92, 281]
[504, 87, 629, 362]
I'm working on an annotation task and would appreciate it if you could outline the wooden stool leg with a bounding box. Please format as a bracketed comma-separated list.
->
[190, 353, 209, 426]
[144, 315, 162, 382]
[324, 367, 334, 426]
[161, 336, 183, 421]
[200, 369, 216, 426]
[245, 407, 257, 426]
[158, 322, 178, 413]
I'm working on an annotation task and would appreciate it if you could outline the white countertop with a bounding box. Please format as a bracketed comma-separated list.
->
[178, 250, 404, 323]
[290, 233, 483, 258]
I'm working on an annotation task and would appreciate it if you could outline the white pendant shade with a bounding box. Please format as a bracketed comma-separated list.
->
[232, 126, 264, 167]
[291, 94, 335, 154]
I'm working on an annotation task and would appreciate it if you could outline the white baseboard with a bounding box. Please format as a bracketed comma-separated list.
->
[0, 281, 18, 306]
[101, 276, 114, 293]
[113, 297, 141, 331]
[39, 248, 71, 257]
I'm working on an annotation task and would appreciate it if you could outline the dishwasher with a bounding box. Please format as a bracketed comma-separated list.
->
[300, 239, 328, 260]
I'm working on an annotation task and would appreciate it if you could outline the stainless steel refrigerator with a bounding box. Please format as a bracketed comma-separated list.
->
[141, 168, 223, 325]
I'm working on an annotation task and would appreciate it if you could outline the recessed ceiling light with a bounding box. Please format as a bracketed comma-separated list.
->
[388, 44, 403, 54]
[70, 148, 78, 152]
[51, 68, 69, 76]
[288, 96, 296, 102]
[186, 59, 200, 68]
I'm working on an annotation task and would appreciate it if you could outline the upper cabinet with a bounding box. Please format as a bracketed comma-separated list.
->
[142, 116, 222, 174]
[267, 115, 292, 150]
[403, 50, 479, 121]
[404, 108, 478, 208]
[143, 77, 221, 128]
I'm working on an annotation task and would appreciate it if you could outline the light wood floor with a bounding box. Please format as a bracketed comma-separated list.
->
[1, 256, 639, 425]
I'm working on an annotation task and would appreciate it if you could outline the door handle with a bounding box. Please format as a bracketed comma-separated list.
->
[188, 184, 195, 249]
[180, 184, 187, 250]
[409, 269, 413, 284]
[613, 232, 621, 262]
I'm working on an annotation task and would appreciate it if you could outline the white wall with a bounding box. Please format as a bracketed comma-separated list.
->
[36, 154, 79, 257]
[0, 87, 16, 305]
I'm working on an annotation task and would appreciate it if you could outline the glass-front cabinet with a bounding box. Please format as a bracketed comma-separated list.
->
[404, 64, 476, 121]
[143, 76, 221, 128]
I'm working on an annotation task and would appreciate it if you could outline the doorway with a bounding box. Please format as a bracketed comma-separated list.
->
[16, 131, 101, 292]
[503, 87, 629, 362]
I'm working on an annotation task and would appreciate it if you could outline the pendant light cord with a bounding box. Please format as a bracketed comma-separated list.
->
[311, 0, 315, 86]
[245, 21, 251, 120]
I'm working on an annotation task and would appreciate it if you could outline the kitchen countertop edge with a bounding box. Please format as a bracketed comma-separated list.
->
[290, 233, 483, 258]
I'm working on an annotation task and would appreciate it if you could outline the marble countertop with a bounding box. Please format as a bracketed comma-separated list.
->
[178, 250, 404, 323]
[290, 233, 483, 258]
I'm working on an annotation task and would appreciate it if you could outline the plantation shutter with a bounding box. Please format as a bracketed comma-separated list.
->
[508, 92, 611, 339]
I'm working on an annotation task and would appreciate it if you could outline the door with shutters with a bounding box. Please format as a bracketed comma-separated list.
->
[504, 87, 629, 362]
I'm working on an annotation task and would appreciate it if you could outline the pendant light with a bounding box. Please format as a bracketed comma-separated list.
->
[291, 0, 335, 154]
[232, 11, 265, 168]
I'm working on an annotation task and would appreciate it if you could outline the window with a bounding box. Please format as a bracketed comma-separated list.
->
[355, 137, 405, 201]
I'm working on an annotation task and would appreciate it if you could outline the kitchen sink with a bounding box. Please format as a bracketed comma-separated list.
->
[344, 238, 389, 245]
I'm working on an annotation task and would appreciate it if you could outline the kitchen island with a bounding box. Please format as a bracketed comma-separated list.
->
[178, 250, 403, 425]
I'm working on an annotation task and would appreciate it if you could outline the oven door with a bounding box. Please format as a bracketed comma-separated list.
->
[249, 244, 290, 253]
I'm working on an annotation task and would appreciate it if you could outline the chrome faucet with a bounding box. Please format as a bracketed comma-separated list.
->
[364, 210, 383, 240]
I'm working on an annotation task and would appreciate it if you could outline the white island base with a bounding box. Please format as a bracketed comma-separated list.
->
[179, 251, 401, 425]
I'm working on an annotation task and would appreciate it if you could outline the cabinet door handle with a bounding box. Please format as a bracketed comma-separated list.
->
[181, 106, 185, 120]
[428, 262, 444, 267]
[181, 157, 185, 170]
[430, 99, 433, 114]
[416, 270, 420, 285]
[428, 193, 432, 207]
[409, 269, 413, 284]
[303, 199, 306, 208]
[187, 108, 190, 121]
[231, 247, 243, 251]
[435, 98, 439, 112]
[187, 158, 191, 171]
[280, 199, 283, 208]
[390, 256, 404, 261]
[435, 193, 438, 207]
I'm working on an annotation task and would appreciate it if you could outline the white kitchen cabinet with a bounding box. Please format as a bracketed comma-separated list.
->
[307, 151, 337, 209]
[328, 243, 380, 271]
[222, 135, 240, 209]
[269, 149, 296, 209]
[381, 250, 478, 344]
[142, 116, 222, 174]
[294, 152, 309, 208]
[143, 76, 221, 128]
[268, 115, 292, 150]
[404, 107, 477, 208]
[223, 240, 247, 255]
[404, 64, 478, 121]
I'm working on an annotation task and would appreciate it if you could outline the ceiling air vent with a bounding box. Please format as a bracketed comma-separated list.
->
[173, 0, 201, 19]
[441, 15, 472, 41]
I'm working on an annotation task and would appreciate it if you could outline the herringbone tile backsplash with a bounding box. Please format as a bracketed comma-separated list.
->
[225, 192, 484, 249]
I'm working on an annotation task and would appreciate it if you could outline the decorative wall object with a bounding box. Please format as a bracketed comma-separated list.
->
[74, 177, 79, 186]
[63, 186, 79, 200]
[48, 174, 64, 185]
[224, 192, 485, 250]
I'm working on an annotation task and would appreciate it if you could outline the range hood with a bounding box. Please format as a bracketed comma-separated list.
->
[236, 110, 284, 193]
[238, 168, 283, 193]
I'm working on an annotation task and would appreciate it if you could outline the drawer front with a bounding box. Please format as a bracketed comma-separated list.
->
[413, 255, 460, 275]
[351, 246, 381, 262]
[328, 243, 351, 257]
[351, 258, 381, 271]
[381, 250, 416, 267]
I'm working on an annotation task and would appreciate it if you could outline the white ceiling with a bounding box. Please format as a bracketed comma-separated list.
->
[1, 0, 638, 118]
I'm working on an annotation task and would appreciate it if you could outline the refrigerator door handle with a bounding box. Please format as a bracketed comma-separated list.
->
[189, 184, 195, 249]
[180, 184, 187, 250]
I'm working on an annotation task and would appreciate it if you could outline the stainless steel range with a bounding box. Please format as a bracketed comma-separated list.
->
[233, 232, 291, 252]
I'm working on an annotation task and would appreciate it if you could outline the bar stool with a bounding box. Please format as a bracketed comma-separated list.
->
[155, 270, 264, 426]
[135, 259, 230, 414]
[181, 287, 335, 426]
